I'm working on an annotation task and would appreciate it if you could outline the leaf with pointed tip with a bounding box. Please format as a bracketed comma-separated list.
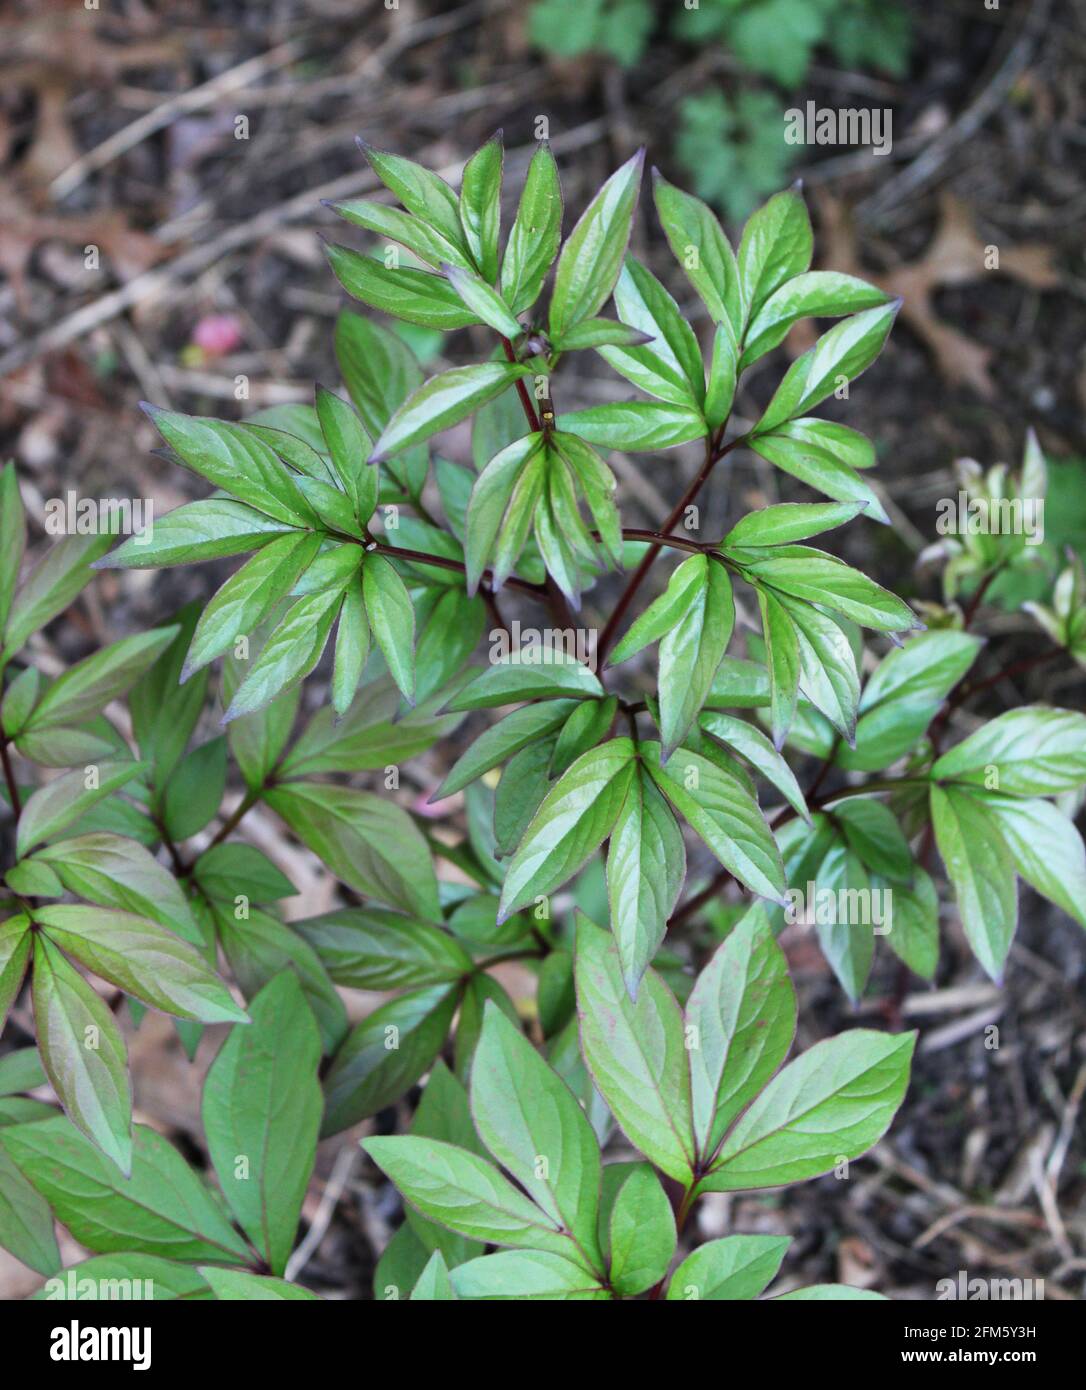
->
[606, 767, 685, 994]
[31, 936, 131, 1174]
[497, 739, 637, 920]
[983, 794, 1086, 930]
[556, 400, 707, 452]
[25, 628, 177, 733]
[0, 915, 32, 1034]
[371, 362, 532, 463]
[433, 700, 576, 800]
[470, 1005, 604, 1274]
[359, 143, 467, 250]
[702, 1029, 915, 1191]
[685, 905, 796, 1162]
[443, 263, 522, 338]
[327, 198, 473, 272]
[224, 588, 344, 723]
[0, 462, 26, 632]
[574, 916, 695, 1182]
[699, 712, 808, 821]
[452, 1249, 609, 1300]
[667, 1234, 791, 1301]
[652, 172, 743, 341]
[606, 1164, 676, 1296]
[930, 785, 1017, 982]
[500, 144, 563, 316]
[295, 907, 471, 990]
[410, 1250, 455, 1301]
[314, 387, 376, 523]
[644, 742, 785, 904]
[932, 707, 1086, 795]
[808, 840, 875, 1002]
[266, 782, 439, 919]
[749, 430, 888, 524]
[4, 534, 113, 656]
[0, 1144, 61, 1276]
[450, 654, 602, 710]
[738, 185, 812, 323]
[327, 244, 481, 330]
[35, 905, 246, 1023]
[201, 1267, 319, 1301]
[741, 271, 890, 368]
[758, 590, 800, 748]
[362, 553, 415, 703]
[203, 973, 320, 1275]
[16, 759, 148, 859]
[744, 548, 918, 632]
[659, 557, 734, 759]
[596, 256, 704, 407]
[459, 134, 503, 282]
[98, 499, 296, 572]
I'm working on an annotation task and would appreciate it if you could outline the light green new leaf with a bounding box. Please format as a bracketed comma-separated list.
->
[750, 429, 889, 524]
[497, 738, 637, 920]
[450, 653, 603, 709]
[359, 142, 467, 250]
[758, 590, 801, 749]
[744, 549, 918, 632]
[703, 1029, 915, 1190]
[314, 387, 376, 523]
[223, 587, 344, 723]
[443, 263, 522, 339]
[930, 785, 1017, 982]
[723, 502, 865, 550]
[667, 1234, 790, 1301]
[410, 1250, 455, 1301]
[596, 256, 703, 407]
[737, 185, 812, 323]
[658, 557, 734, 759]
[574, 916, 695, 1182]
[471, 1005, 604, 1275]
[433, 700, 575, 800]
[203, 972, 321, 1275]
[741, 271, 890, 368]
[699, 712, 808, 821]
[556, 400, 707, 452]
[31, 936, 132, 1175]
[652, 171, 742, 341]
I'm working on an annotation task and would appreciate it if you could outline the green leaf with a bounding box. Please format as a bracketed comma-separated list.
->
[295, 908, 472, 989]
[549, 150, 644, 340]
[606, 767, 685, 994]
[737, 185, 812, 324]
[667, 1234, 790, 1301]
[31, 1254, 213, 1301]
[31, 936, 131, 1174]
[659, 557, 734, 759]
[983, 795, 1086, 930]
[497, 738, 637, 920]
[162, 737, 227, 842]
[749, 429, 889, 524]
[652, 171, 742, 341]
[362, 1135, 574, 1259]
[704, 322, 738, 430]
[685, 904, 796, 1162]
[500, 144, 563, 316]
[183, 533, 324, 683]
[597, 257, 705, 407]
[371, 362, 531, 463]
[554, 318, 653, 351]
[223, 653, 300, 792]
[930, 784, 1017, 982]
[142, 407, 314, 526]
[0, 461, 27, 631]
[358, 142, 467, 250]
[754, 302, 900, 435]
[223, 588, 343, 723]
[451, 1249, 609, 1300]
[362, 553, 415, 703]
[465, 433, 545, 593]
[834, 797, 912, 882]
[574, 915, 695, 1182]
[608, 552, 711, 666]
[443, 263, 522, 338]
[0, 1141, 62, 1275]
[723, 502, 865, 549]
[0, 915, 32, 1034]
[266, 782, 439, 919]
[4, 534, 113, 656]
[326, 244, 480, 330]
[202, 973, 321, 1275]
[1, 1115, 250, 1262]
[607, 1164, 676, 1296]
[702, 1029, 915, 1191]
[450, 653, 603, 710]
[410, 1250, 455, 1301]
[192, 842, 295, 905]
[35, 904, 246, 1023]
[200, 1267, 319, 1301]
[743, 548, 918, 632]
[778, 597, 860, 742]
[330, 576, 369, 718]
[24, 628, 177, 733]
[644, 742, 786, 904]
[774, 1284, 887, 1301]
[16, 758, 147, 860]
[314, 387, 376, 523]
[699, 712, 808, 821]
[741, 271, 890, 368]
[883, 868, 939, 981]
[97, 499, 298, 571]
[0, 1048, 46, 1097]
[471, 1005, 604, 1274]
[322, 986, 458, 1135]
[128, 602, 208, 792]
[214, 905, 346, 1056]
[932, 707, 1086, 796]
[556, 400, 707, 452]
[808, 840, 875, 1002]
[327, 197, 473, 272]
[758, 590, 801, 748]
[459, 133, 503, 283]
[550, 698, 617, 777]
[433, 700, 577, 801]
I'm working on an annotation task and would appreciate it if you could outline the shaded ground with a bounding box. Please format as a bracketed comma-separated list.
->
[0, 0, 1084, 1299]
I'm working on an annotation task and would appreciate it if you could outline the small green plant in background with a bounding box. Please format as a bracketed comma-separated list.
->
[0, 135, 1082, 1300]
[529, 0, 912, 218]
